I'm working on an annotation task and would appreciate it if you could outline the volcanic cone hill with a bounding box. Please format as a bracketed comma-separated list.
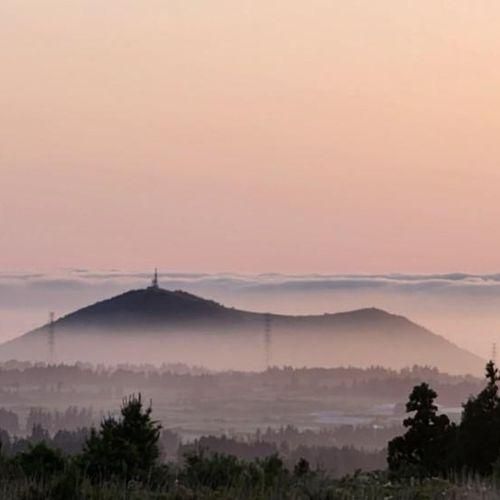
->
[0, 286, 483, 374]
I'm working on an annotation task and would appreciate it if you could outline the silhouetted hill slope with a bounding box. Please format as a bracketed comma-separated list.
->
[53, 288, 249, 328]
[0, 287, 484, 374]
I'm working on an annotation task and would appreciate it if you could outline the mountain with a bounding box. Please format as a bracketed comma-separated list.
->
[0, 287, 484, 374]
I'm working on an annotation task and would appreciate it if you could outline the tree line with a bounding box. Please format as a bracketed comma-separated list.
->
[0, 395, 363, 499]
[2, 366, 500, 498]
[0, 419, 386, 478]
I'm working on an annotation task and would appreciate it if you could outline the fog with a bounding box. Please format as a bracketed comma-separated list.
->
[0, 360, 477, 473]
[0, 328, 479, 375]
[1, 271, 499, 360]
[0, 271, 492, 476]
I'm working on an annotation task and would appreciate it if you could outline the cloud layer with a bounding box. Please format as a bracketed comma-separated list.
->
[2, 270, 500, 358]
[4, 270, 500, 305]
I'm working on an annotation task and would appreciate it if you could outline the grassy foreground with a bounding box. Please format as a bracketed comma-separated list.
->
[0, 471, 499, 500]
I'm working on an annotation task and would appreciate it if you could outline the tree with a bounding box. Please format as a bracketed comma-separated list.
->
[182, 450, 245, 490]
[294, 457, 310, 477]
[80, 394, 161, 481]
[15, 442, 65, 479]
[458, 361, 500, 475]
[387, 383, 455, 477]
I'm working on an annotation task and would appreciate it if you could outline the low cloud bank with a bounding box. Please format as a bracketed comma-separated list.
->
[4, 270, 500, 301]
[2, 270, 500, 357]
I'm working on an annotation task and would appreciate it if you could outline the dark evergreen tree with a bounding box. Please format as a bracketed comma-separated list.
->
[387, 383, 455, 477]
[80, 394, 161, 481]
[458, 361, 500, 475]
[15, 442, 65, 479]
[293, 457, 311, 477]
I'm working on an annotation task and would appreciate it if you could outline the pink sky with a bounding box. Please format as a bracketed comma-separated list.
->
[2, 0, 500, 273]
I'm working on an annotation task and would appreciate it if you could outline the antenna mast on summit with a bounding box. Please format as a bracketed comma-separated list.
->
[492, 342, 497, 364]
[151, 268, 159, 289]
[48, 312, 55, 364]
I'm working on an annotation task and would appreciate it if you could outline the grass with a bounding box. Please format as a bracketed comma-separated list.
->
[1, 472, 500, 500]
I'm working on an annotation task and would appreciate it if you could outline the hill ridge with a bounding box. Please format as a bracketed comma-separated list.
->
[0, 287, 484, 375]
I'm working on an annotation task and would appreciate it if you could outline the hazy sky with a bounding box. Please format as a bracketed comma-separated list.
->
[2, 1, 500, 273]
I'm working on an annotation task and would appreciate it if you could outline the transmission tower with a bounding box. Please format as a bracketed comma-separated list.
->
[48, 312, 55, 364]
[264, 313, 272, 370]
[492, 342, 497, 364]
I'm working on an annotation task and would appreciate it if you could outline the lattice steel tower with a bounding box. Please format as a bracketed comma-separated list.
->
[48, 312, 55, 364]
[264, 313, 272, 370]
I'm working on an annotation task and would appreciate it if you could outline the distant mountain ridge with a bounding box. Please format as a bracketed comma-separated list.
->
[0, 287, 484, 374]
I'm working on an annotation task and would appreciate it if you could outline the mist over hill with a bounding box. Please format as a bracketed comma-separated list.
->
[0, 286, 483, 374]
[1, 270, 499, 359]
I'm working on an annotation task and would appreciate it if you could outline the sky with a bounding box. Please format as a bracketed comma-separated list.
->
[2, 0, 500, 273]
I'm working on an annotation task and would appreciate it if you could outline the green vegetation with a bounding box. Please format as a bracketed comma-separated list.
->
[387, 383, 455, 477]
[4, 363, 500, 498]
[80, 395, 161, 482]
[388, 360, 500, 480]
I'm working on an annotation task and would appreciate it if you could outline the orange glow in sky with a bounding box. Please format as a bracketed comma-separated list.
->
[2, 1, 500, 273]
